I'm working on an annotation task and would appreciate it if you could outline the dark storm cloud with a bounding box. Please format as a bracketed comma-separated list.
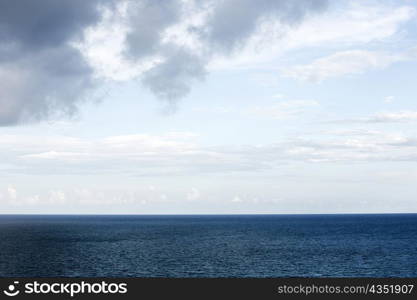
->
[0, 0, 114, 125]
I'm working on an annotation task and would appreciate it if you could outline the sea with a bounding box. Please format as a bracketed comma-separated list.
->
[0, 214, 416, 277]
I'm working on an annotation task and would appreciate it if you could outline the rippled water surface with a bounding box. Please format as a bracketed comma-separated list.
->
[0, 214, 416, 277]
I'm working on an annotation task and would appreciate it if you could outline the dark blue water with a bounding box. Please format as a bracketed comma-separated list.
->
[0, 214, 416, 277]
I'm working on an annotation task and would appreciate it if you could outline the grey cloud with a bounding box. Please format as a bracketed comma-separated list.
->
[141, 47, 207, 102]
[367, 111, 417, 123]
[124, 0, 182, 59]
[0, 0, 107, 52]
[124, 0, 328, 105]
[0, 0, 115, 125]
[1, 0, 327, 125]
[204, 0, 327, 52]
[124, 0, 207, 103]
[0, 46, 93, 125]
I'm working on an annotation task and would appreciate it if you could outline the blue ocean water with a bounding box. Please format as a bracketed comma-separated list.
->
[0, 214, 416, 277]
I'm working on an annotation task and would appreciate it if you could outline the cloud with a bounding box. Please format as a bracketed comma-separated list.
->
[278, 131, 417, 163]
[0, 0, 330, 125]
[124, 0, 183, 59]
[284, 50, 402, 82]
[0, 47, 95, 125]
[332, 111, 417, 124]
[7, 186, 17, 200]
[384, 96, 395, 103]
[203, 0, 327, 53]
[283, 34, 417, 82]
[231, 195, 243, 203]
[0, 0, 117, 125]
[0, 185, 210, 208]
[1, 128, 417, 179]
[186, 188, 201, 201]
[1, 186, 140, 206]
[48, 190, 67, 204]
[125, 0, 328, 103]
[0, 0, 106, 50]
[2, 1, 415, 125]
[282, 4, 415, 49]
[367, 111, 417, 123]
[140, 47, 207, 102]
[245, 100, 319, 119]
[209, 2, 415, 70]
[193, 99, 319, 119]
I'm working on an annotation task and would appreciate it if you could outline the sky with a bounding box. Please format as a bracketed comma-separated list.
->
[1, 0, 417, 214]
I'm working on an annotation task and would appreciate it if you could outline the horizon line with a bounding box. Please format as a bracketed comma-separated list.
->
[0, 212, 416, 216]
